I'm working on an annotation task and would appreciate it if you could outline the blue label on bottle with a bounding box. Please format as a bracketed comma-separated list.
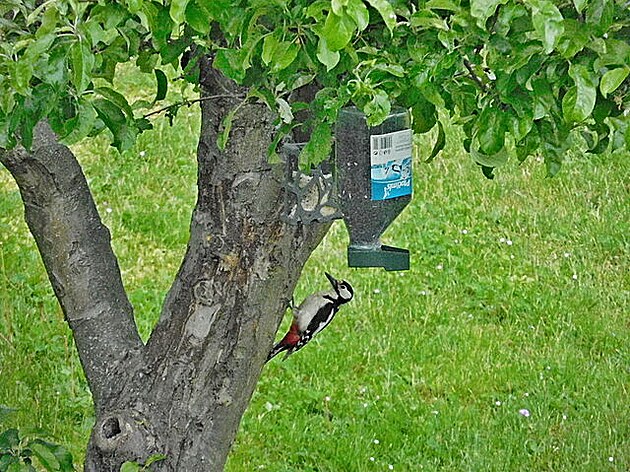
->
[370, 129, 413, 201]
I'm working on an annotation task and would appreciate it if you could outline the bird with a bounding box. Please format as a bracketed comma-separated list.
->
[266, 272, 354, 363]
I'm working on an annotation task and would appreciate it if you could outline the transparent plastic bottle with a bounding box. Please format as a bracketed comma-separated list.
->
[336, 107, 411, 270]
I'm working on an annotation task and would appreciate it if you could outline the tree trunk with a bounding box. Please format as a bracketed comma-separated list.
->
[0, 67, 330, 471]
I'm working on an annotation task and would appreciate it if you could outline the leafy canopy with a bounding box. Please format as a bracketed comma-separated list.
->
[1, 0, 629, 175]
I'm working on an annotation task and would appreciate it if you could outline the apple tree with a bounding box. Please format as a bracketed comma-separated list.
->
[1, 0, 628, 470]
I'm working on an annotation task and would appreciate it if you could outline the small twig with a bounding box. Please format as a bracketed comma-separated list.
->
[143, 94, 245, 119]
[463, 58, 488, 93]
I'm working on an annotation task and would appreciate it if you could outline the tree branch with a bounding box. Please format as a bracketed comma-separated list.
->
[0, 122, 143, 409]
[143, 94, 245, 119]
[463, 57, 488, 93]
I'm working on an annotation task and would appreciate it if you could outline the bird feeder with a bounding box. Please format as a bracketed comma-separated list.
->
[281, 107, 412, 271]
[280, 143, 342, 224]
[335, 107, 412, 271]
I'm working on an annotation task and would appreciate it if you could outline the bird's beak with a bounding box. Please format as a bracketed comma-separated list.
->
[325, 272, 338, 288]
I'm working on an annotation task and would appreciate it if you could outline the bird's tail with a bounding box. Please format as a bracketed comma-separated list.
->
[267, 342, 293, 363]
[266, 323, 299, 363]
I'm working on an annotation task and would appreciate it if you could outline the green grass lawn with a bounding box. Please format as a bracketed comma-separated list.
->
[1, 86, 628, 471]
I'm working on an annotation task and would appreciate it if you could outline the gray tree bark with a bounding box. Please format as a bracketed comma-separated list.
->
[0, 67, 329, 471]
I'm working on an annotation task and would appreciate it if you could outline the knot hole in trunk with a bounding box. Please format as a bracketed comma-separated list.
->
[103, 416, 122, 439]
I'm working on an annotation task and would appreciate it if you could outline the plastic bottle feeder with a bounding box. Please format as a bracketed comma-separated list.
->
[335, 107, 412, 271]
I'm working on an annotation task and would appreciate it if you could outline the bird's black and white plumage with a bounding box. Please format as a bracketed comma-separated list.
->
[266, 272, 354, 363]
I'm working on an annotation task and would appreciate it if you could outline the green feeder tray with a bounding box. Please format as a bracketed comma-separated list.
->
[348, 245, 410, 271]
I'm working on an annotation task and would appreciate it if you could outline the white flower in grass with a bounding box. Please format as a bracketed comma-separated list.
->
[324, 396, 331, 402]
[139, 151, 146, 157]
[499, 237, 506, 243]
[518, 408, 531, 418]
[373, 288, 381, 294]
[373, 439, 380, 445]
[563, 252, 571, 258]
[436, 264, 443, 270]
[388, 465, 394, 470]
[495, 400, 502, 406]
[461, 229, 468, 235]
[506, 239, 513, 246]
[572, 274, 578, 280]
[369, 457, 375, 462]
[105, 207, 113, 214]
[608, 456, 614, 462]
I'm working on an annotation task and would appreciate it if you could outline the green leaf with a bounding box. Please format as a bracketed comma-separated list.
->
[126, 0, 143, 14]
[600, 67, 629, 98]
[331, 0, 349, 15]
[299, 121, 333, 171]
[470, 0, 507, 28]
[136, 50, 159, 73]
[594, 39, 630, 68]
[410, 10, 449, 30]
[586, 0, 614, 35]
[346, 0, 369, 31]
[563, 64, 598, 122]
[29, 441, 60, 471]
[320, 11, 355, 51]
[147, 4, 173, 50]
[365, 0, 397, 33]
[426, 120, 445, 163]
[364, 89, 391, 126]
[12, 60, 33, 96]
[143, 453, 167, 467]
[0, 456, 19, 471]
[213, 49, 247, 83]
[70, 41, 94, 94]
[261, 35, 279, 65]
[276, 97, 293, 124]
[154, 69, 168, 102]
[427, 0, 459, 11]
[0, 428, 20, 451]
[475, 106, 507, 155]
[556, 19, 590, 59]
[572, 0, 588, 14]
[169, 0, 191, 26]
[411, 98, 437, 134]
[316, 38, 340, 71]
[95, 87, 134, 120]
[471, 139, 509, 167]
[59, 101, 98, 145]
[7, 461, 36, 472]
[93, 98, 137, 151]
[542, 143, 563, 176]
[119, 462, 141, 472]
[160, 36, 191, 66]
[262, 35, 300, 72]
[185, 0, 211, 34]
[529, 0, 564, 54]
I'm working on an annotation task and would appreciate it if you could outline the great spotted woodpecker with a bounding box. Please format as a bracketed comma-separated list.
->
[266, 272, 354, 362]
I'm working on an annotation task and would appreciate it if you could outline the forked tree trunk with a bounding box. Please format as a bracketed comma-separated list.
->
[0, 68, 329, 471]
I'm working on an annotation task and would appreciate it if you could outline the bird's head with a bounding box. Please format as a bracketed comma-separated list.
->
[325, 272, 354, 303]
